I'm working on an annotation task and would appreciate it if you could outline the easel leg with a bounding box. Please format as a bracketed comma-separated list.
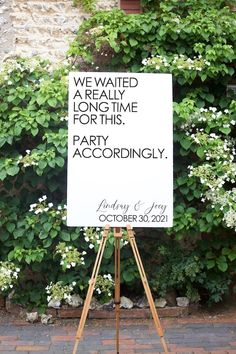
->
[127, 225, 169, 354]
[72, 225, 110, 354]
[114, 227, 122, 354]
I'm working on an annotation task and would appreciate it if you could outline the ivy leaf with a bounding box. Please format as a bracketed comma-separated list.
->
[228, 252, 236, 262]
[219, 127, 231, 135]
[60, 232, 71, 242]
[123, 271, 134, 282]
[1, 231, 9, 242]
[180, 186, 189, 195]
[196, 147, 205, 159]
[36, 116, 46, 125]
[14, 126, 22, 136]
[205, 94, 214, 103]
[131, 64, 141, 72]
[216, 256, 228, 272]
[55, 156, 64, 167]
[43, 222, 52, 232]
[222, 247, 230, 256]
[48, 98, 57, 108]
[180, 138, 192, 150]
[200, 73, 207, 82]
[142, 24, 150, 33]
[38, 160, 47, 169]
[36, 96, 46, 105]
[7, 166, 20, 176]
[31, 128, 39, 136]
[0, 170, 7, 180]
[71, 232, 79, 241]
[25, 255, 32, 264]
[122, 55, 131, 64]
[39, 231, 48, 240]
[27, 232, 34, 243]
[43, 239, 53, 248]
[177, 77, 186, 85]
[206, 251, 214, 259]
[129, 38, 138, 47]
[228, 67, 234, 76]
[50, 229, 58, 238]
[103, 246, 113, 259]
[6, 223, 15, 233]
[206, 260, 215, 269]
[13, 228, 24, 238]
[7, 95, 15, 102]
[217, 261, 228, 272]
[177, 176, 187, 186]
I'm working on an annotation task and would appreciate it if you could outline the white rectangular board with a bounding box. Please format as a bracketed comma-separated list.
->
[67, 72, 173, 228]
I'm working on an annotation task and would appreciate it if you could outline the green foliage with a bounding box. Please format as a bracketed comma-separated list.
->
[55, 242, 87, 271]
[68, 0, 236, 305]
[69, 4, 236, 74]
[13, 282, 47, 313]
[1, 0, 236, 309]
[69, 1, 236, 240]
[0, 57, 86, 308]
[94, 274, 114, 303]
[72, 0, 96, 13]
[0, 261, 20, 293]
[45, 281, 76, 304]
[148, 233, 236, 305]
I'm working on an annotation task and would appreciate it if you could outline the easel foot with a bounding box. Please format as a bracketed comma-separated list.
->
[72, 340, 79, 354]
[160, 336, 169, 354]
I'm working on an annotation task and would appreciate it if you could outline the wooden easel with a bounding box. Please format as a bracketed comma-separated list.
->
[72, 225, 169, 354]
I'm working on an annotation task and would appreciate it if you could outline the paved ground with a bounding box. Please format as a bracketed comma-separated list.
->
[0, 315, 236, 354]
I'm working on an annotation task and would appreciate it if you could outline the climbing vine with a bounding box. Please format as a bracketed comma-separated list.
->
[0, 0, 236, 308]
[72, 0, 96, 13]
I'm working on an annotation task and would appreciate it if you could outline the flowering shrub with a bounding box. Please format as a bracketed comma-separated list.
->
[0, 261, 20, 293]
[83, 227, 129, 253]
[95, 274, 114, 303]
[46, 281, 76, 304]
[55, 242, 86, 271]
[0, 57, 87, 309]
[69, 4, 235, 75]
[83, 227, 103, 250]
[68, 0, 236, 304]
[29, 195, 67, 219]
[0, 0, 236, 308]
[142, 54, 211, 84]
[174, 100, 236, 235]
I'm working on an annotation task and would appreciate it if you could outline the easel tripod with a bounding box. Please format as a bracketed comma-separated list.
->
[72, 225, 169, 354]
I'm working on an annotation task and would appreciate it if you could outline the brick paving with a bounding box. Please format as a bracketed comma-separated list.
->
[0, 317, 236, 354]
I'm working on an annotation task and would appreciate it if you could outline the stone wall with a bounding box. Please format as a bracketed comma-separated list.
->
[0, 0, 118, 62]
[0, 0, 14, 59]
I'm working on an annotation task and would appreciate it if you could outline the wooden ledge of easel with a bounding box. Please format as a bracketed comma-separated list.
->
[114, 226, 122, 238]
[102, 224, 110, 237]
[104, 225, 133, 238]
[126, 224, 135, 238]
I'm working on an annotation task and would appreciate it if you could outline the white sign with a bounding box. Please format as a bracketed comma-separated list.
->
[67, 72, 173, 228]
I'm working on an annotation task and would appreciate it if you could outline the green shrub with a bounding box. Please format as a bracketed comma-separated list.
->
[0, 0, 236, 308]
[0, 58, 89, 309]
[68, 0, 236, 304]
[147, 233, 236, 305]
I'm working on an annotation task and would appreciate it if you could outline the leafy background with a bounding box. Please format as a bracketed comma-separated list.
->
[0, 0, 236, 310]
